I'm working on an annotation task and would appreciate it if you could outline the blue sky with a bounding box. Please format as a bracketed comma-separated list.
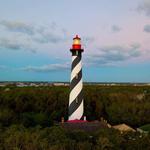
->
[0, 0, 150, 82]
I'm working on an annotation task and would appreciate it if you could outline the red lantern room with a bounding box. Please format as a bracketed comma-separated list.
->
[70, 35, 84, 52]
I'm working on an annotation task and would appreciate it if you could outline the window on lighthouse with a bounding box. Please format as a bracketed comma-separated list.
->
[73, 39, 80, 45]
[76, 97, 78, 103]
[76, 51, 78, 55]
[76, 73, 78, 79]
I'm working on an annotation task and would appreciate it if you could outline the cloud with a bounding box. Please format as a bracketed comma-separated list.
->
[35, 24, 68, 44]
[144, 24, 150, 33]
[0, 20, 68, 46]
[0, 20, 69, 54]
[34, 29, 66, 44]
[22, 63, 70, 73]
[82, 36, 95, 48]
[111, 25, 121, 33]
[0, 65, 7, 70]
[137, 0, 150, 16]
[0, 38, 25, 50]
[0, 37, 36, 53]
[85, 43, 142, 66]
[0, 20, 34, 35]
[82, 36, 95, 43]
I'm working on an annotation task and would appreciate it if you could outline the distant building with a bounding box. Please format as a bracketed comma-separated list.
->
[53, 83, 69, 86]
[61, 120, 108, 132]
[113, 123, 136, 133]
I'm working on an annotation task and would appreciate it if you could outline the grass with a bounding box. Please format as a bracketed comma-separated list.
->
[139, 124, 150, 132]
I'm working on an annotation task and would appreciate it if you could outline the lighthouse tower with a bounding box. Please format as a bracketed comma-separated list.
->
[68, 35, 84, 121]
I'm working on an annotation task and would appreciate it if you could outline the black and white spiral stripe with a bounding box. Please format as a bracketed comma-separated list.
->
[68, 52, 84, 120]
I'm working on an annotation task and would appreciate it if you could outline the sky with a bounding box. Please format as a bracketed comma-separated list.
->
[0, 0, 150, 82]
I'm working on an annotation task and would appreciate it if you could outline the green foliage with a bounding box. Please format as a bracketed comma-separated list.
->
[0, 124, 150, 150]
[140, 124, 150, 131]
[0, 85, 150, 149]
[0, 85, 150, 127]
[67, 130, 90, 142]
[121, 132, 150, 150]
[21, 112, 50, 127]
[0, 108, 16, 126]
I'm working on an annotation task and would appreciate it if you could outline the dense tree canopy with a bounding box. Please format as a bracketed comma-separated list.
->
[0, 85, 150, 127]
[0, 124, 150, 150]
[0, 85, 150, 149]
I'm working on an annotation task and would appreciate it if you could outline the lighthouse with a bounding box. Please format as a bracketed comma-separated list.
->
[62, 35, 105, 132]
[68, 35, 84, 121]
